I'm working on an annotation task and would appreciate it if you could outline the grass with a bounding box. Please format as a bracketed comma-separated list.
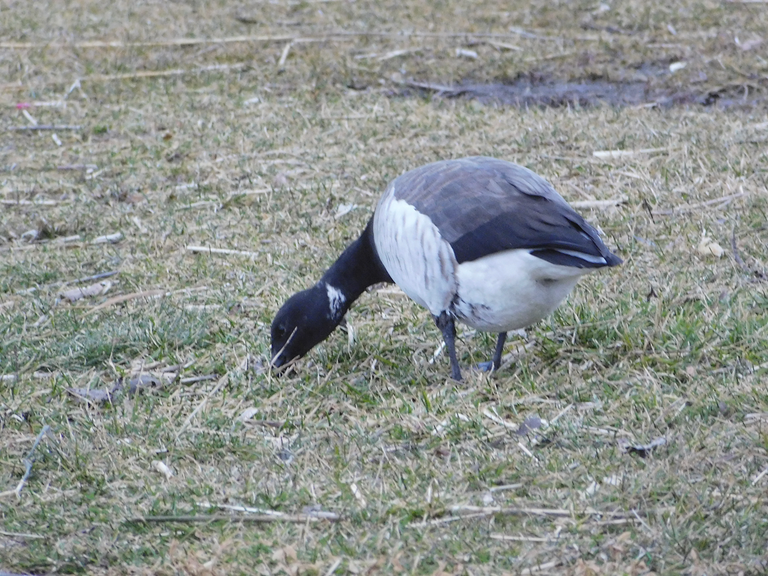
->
[2, 0, 768, 574]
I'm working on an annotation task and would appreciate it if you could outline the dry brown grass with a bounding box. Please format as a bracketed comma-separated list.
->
[2, 1, 768, 574]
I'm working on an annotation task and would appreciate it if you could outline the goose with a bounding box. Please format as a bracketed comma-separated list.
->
[271, 156, 621, 380]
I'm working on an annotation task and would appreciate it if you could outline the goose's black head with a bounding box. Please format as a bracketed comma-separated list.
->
[270, 283, 346, 370]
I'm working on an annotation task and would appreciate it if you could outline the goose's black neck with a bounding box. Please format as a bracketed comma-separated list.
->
[318, 217, 392, 310]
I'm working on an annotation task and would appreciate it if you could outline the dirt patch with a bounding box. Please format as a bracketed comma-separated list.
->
[397, 75, 765, 109]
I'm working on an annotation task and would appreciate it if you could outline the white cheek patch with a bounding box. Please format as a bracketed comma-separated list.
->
[325, 283, 346, 319]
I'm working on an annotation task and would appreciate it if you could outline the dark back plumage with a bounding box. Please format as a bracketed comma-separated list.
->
[391, 156, 619, 267]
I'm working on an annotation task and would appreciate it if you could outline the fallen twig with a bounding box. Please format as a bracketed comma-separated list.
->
[570, 196, 627, 209]
[549, 404, 574, 425]
[592, 518, 638, 526]
[57, 163, 97, 171]
[187, 245, 260, 258]
[486, 40, 523, 51]
[126, 513, 339, 524]
[410, 512, 491, 527]
[490, 533, 551, 543]
[730, 225, 764, 280]
[176, 200, 218, 211]
[489, 483, 523, 493]
[87, 289, 166, 313]
[223, 188, 271, 205]
[520, 560, 562, 575]
[16, 270, 118, 295]
[0, 236, 117, 252]
[178, 375, 218, 385]
[582, 425, 633, 437]
[0, 529, 45, 540]
[82, 63, 250, 83]
[278, 42, 293, 69]
[752, 466, 768, 485]
[0, 198, 59, 206]
[0, 425, 51, 500]
[393, 78, 468, 96]
[482, 408, 519, 430]
[92, 232, 123, 244]
[414, 505, 662, 529]
[0, 30, 598, 51]
[592, 147, 669, 159]
[73, 270, 119, 283]
[448, 505, 571, 518]
[654, 191, 746, 216]
[7, 124, 81, 131]
[731, 226, 747, 269]
[324, 558, 343, 576]
[200, 501, 341, 521]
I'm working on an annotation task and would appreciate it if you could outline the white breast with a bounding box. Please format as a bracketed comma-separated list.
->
[373, 185, 458, 316]
[453, 249, 587, 332]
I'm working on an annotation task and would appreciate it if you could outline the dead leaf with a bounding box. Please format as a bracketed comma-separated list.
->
[618, 436, 667, 458]
[59, 280, 113, 303]
[152, 460, 174, 479]
[350, 482, 367, 507]
[272, 172, 289, 188]
[237, 407, 260, 422]
[607, 530, 632, 560]
[66, 386, 117, 404]
[122, 192, 145, 204]
[390, 553, 405, 573]
[669, 61, 686, 73]
[126, 374, 163, 395]
[696, 235, 724, 258]
[738, 36, 763, 51]
[582, 480, 599, 498]
[92, 232, 123, 244]
[516, 415, 543, 436]
[335, 203, 358, 219]
[573, 559, 602, 576]
[66, 373, 165, 405]
[430, 561, 455, 576]
[271, 545, 299, 574]
[456, 48, 478, 59]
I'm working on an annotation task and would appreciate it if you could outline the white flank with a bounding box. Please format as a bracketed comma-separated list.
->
[373, 186, 458, 316]
[325, 283, 346, 319]
[373, 179, 606, 334]
[454, 249, 588, 333]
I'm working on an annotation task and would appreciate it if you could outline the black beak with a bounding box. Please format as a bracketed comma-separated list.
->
[271, 351, 297, 375]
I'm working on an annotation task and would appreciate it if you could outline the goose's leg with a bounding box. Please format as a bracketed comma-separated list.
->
[478, 332, 507, 373]
[434, 312, 462, 381]
[492, 331, 507, 371]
